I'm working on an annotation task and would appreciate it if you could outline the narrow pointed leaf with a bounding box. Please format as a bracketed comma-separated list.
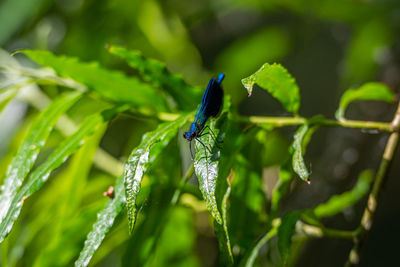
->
[124, 114, 191, 233]
[0, 105, 126, 242]
[242, 63, 300, 114]
[313, 170, 373, 218]
[278, 211, 302, 264]
[107, 45, 201, 110]
[75, 176, 125, 267]
[0, 91, 82, 222]
[20, 50, 167, 110]
[335, 82, 395, 119]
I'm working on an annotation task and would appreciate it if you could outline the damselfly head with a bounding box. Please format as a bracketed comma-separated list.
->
[183, 131, 196, 141]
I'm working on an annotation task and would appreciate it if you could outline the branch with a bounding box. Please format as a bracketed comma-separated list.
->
[345, 101, 400, 266]
[234, 114, 393, 132]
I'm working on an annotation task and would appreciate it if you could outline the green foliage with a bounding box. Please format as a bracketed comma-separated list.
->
[21, 50, 167, 111]
[108, 45, 201, 110]
[0, 105, 126, 242]
[0, 92, 81, 225]
[0, 41, 396, 267]
[278, 211, 302, 264]
[76, 175, 125, 267]
[313, 170, 374, 218]
[241, 63, 300, 114]
[336, 82, 395, 119]
[124, 114, 191, 233]
[292, 124, 316, 183]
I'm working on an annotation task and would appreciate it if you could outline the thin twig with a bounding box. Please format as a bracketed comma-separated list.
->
[345, 101, 400, 266]
[233, 114, 393, 132]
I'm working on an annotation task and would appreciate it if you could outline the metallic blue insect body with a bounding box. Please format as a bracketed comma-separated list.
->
[183, 73, 225, 147]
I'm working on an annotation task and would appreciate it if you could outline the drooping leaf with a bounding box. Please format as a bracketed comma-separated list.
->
[213, 105, 235, 264]
[107, 45, 201, 110]
[75, 175, 125, 267]
[313, 170, 374, 218]
[20, 50, 167, 111]
[278, 211, 302, 264]
[0, 91, 82, 223]
[193, 98, 231, 226]
[335, 82, 395, 119]
[292, 124, 317, 183]
[0, 105, 126, 242]
[124, 114, 191, 233]
[241, 63, 300, 114]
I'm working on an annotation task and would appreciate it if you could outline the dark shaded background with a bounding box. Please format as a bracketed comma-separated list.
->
[0, 0, 399, 266]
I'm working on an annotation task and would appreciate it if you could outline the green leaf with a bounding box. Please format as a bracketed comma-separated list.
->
[193, 119, 225, 225]
[107, 45, 201, 110]
[75, 175, 125, 267]
[20, 50, 167, 111]
[0, 91, 82, 223]
[241, 63, 300, 114]
[335, 82, 395, 119]
[213, 107, 235, 264]
[124, 114, 191, 233]
[313, 170, 373, 218]
[292, 124, 317, 183]
[278, 210, 301, 264]
[0, 105, 126, 242]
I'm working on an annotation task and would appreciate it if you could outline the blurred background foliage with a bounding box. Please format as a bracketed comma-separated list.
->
[0, 0, 399, 266]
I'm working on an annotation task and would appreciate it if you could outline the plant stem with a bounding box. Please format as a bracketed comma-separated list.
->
[298, 221, 354, 240]
[345, 102, 400, 266]
[155, 112, 393, 132]
[234, 115, 393, 132]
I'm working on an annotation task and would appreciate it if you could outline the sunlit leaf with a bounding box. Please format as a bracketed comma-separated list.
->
[335, 82, 395, 119]
[20, 50, 167, 111]
[124, 114, 191, 233]
[212, 104, 235, 264]
[107, 45, 201, 110]
[215, 26, 291, 104]
[241, 63, 300, 114]
[278, 211, 301, 264]
[193, 98, 231, 226]
[313, 170, 373, 218]
[0, 105, 126, 242]
[0, 91, 82, 223]
[75, 175, 125, 267]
